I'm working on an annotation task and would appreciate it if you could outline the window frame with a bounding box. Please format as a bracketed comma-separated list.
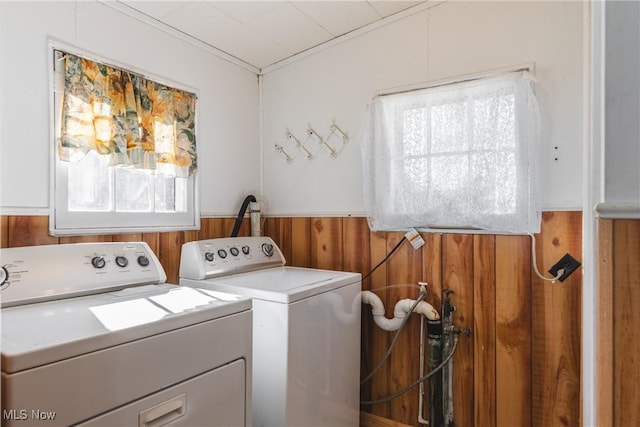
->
[363, 64, 539, 234]
[48, 41, 200, 236]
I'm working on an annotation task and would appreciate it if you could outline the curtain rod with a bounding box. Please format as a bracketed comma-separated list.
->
[376, 62, 535, 98]
[54, 48, 198, 98]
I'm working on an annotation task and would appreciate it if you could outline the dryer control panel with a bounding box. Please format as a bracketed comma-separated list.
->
[179, 237, 286, 280]
[0, 242, 166, 308]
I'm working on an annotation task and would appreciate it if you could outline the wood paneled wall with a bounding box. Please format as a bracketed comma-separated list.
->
[598, 219, 640, 427]
[1, 212, 584, 426]
[264, 212, 583, 427]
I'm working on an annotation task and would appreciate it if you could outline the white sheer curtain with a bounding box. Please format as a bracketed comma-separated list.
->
[360, 71, 541, 233]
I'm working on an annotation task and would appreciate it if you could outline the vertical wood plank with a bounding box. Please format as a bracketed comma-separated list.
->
[367, 230, 391, 419]
[142, 233, 160, 256]
[613, 219, 640, 426]
[221, 217, 251, 237]
[386, 232, 423, 425]
[342, 217, 370, 276]
[532, 211, 582, 427]
[442, 234, 474, 427]
[310, 217, 343, 270]
[421, 233, 442, 308]
[264, 217, 292, 263]
[291, 217, 312, 268]
[419, 232, 442, 424]
[158, 231, 183, 284]
[199, 218, 227, 240]
[342, 218, 371, 404]
[8, 216, 58, 247]
[473, 234, 496, 427]
[1, 216, 9, 248]
[495, 234, 531, 427]
[597, 219, 614, 427]
[183, 230, 199, 245]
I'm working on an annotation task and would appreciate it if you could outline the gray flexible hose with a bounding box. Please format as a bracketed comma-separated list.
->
[360, 291, 426, 386]
[360, 335, 459, 405]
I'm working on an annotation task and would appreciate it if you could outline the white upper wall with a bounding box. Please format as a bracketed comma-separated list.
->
[261, 0, 585, 216]
[0, 1, 260, 216]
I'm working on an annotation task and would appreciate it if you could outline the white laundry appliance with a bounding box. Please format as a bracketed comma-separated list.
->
[1, 242, 252, 427]
[179, 236, 361, 427]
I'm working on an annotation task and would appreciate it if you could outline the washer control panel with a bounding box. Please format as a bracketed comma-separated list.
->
[0, 242, 166, 308]
[179, 237, 285, 280]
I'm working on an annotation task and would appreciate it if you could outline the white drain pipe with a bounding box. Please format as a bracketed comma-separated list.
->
[362, 290, 440, 331]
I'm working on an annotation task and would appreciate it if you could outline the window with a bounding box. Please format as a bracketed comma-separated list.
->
[361, 71, 540, 234]
[50, 47, 199, 235]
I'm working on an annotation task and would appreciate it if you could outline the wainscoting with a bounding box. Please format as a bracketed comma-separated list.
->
[1, 212, 587, 426]
[598, 219, 640, 427]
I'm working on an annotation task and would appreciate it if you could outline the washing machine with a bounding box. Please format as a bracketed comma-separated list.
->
[1, 242, 252, 427]
[179, 236, 361, 427]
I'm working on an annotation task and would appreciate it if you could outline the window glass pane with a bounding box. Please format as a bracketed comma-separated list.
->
[402, 107, 428, 156]
[115, 168, 151, 212]
[68, 151, 112, 212]
[472, 93, 515, 151]
[154, 174, 176, 212]
[175, 177, 188, 213]
[431, 101, 469, 153]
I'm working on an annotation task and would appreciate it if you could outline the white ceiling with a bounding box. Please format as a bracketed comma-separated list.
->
[117, 1, 428, 70]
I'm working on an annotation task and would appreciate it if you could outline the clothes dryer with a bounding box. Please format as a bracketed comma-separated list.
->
[180, 237, 361, 427]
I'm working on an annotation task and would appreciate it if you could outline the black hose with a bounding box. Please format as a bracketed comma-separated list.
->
[362, 236, 407, 281]
[230, 195, 257, 237]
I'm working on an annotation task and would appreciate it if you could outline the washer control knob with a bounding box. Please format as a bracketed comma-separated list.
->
[137, 255, 150, 267]
[242, 246, 250, 255]
[91, 256, 106, 269]
[218, 249, 228, 259]
[230, 247, 240, 257]
[262, 243, 274, 257]
[115, 256, 129, 268]
[204, 252, 215, 262]
[0, 266, 8, 287]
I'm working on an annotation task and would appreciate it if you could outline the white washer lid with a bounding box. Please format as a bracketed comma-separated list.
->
[1, 284, 251, 373]
[181, 266, 361, 303]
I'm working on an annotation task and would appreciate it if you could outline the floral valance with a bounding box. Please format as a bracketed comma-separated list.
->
[59, 52, 197, 177]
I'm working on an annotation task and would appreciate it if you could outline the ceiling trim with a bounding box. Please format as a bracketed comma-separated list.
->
[259, 1, 445, 75]
[101, 0, 261, 74]
[102, 1, 444, 76]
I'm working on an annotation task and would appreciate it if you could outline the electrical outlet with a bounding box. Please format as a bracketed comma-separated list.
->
[548, 253, 581, 282]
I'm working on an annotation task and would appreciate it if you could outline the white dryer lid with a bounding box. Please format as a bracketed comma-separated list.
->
[1, 284, 251, 373]
[181, 266, 361, 303]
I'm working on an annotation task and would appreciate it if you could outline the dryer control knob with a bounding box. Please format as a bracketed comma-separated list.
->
[0, 266, 8, 287]
[262, 243, 274, 257]
[204, 252, 214, 262]
[218, 249, 228, 259]
[137, 255, 150, 267]
[91, 256, 106, 269]
[115, 256, 129, 268]
[230, 247, 240, 257]
[242, 245, 250, 255]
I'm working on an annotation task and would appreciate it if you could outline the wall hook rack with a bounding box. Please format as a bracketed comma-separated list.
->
[307, 127, 337, 156]
[274, 123, 349, 163]
[274, 144, 293, 162]
[287, 131, 313, 159]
